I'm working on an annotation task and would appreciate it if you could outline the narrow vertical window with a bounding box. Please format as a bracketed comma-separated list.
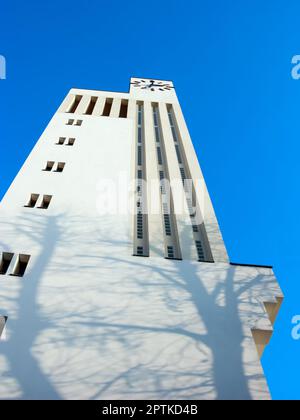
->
[166, 104, 213, 263]
[119, 100, 128, 118]
[67, 95, 83, 113]
[102, 98, 113, 116]
[57, 137, 66, 145]
[85, 96, 97, 115]
[10, 254, 31, 277]
[43, 161, 55, 171]
[67, 138, 75, 146]
[25, 194, 39, 208]
[55, 162, 65, 172]
[152, 103, 181, 260]
[133, 103, 149, 257]
[38, 195, 52, 209]
[136, 246, 144, 256]
[0, 252, 14, 275]
[0, 316, 8, 340]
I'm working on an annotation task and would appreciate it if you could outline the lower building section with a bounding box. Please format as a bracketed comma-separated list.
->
[0, 246, 282, 400]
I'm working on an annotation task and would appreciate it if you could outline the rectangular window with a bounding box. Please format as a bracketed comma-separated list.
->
[0, 252, 14, 275]
[0, 316, 8, 340]
[167, 246, 174, 259]
[192, 225, 199, 233]
[66, 119, 74, 125]
[137, 213, 143, 239]
[85, 96, 97, 115]
[157, 147, 162, 165]
[137, 127, 142, 143]
[25, 193, 39, 208]
[10, 254, 30, 277]
[43, 161, 55, 171]
[55, 162, 65, 172]
[136, 246, 144, 256]
[67, 95, 83, 113]
[38, 195, 52, 210]
[57, 137, 66, 145]
[119, 100, 128, 118]
[175, 145, 182, 164]
[67, 138, 75, 146]
[195, 240, 205, 261]
[137, 146, 142, 166]
[163, 214, 171, 236]
[75, 120, 82, 126]
[102, 98, 113, 117]
[180, 167, 186, 182]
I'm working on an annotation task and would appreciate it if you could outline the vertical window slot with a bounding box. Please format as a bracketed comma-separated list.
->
[67, 138, 75, 146]
[10, 254, 31, 277]
[57, 137, 66, 145]
[0, 316, 8, 339]
[119, 100, 128, 118]
[25, 193, 39, 208]
[43, 161, 55, 171]
[55, 162, 65, 172]
[38, 195, 52, 209]
[102, 98, 113, 116]
[85, 96, 97, 115]
[137, 146, 142, 166]
[0, 252, 14, 275]
[157, 147, 163, 165]
[67, 95, 83, 113]
[136, 246, 144, 256]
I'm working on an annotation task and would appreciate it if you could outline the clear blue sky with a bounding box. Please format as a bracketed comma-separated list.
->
[0, 0, 299, 399]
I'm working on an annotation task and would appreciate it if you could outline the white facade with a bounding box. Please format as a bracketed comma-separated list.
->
[0, 77, 283, 399]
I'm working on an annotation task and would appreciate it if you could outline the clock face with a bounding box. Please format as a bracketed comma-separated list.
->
[130, 79, 174, 92]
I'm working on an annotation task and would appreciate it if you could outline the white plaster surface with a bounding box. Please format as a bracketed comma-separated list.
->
[0, 80, 283, 400]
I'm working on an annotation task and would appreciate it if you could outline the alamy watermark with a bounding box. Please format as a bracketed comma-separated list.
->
[291, 315, 300, 340]
[291, 55, 300, 79]
[0, 55, 6, 80]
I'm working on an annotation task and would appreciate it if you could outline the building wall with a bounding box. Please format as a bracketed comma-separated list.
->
[0, 78, 283, 399]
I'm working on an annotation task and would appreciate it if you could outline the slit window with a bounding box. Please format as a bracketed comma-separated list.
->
[55, 162, 65, 172]
[85, 96, 97, 115]
[167, 246, 174, 259]
[119, 100, 128, 118]
[163, 214, 172, 236]
[137, 213, 143, 239]
[10, 254, 31, 277]
[175, 145, 182, 164]
[67, 95, 83, 113]
[57, 137, 66, 145]
[25, 193, 39, 208]
[43, 161, 55, 171]
[0, 252, 14, 275]
[157, 147, 163, 165]
[102, 98, 113, 117]
[136, 246, 144, 256]
[0, 316, 8, 340]
[38, 195, 52, 209]
[195, 240, 205, 261]
[137, 146, 142, 166]
[67, 138, 75, 146]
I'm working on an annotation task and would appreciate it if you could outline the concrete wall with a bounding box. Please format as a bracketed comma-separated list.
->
[0, 78, 283, 399]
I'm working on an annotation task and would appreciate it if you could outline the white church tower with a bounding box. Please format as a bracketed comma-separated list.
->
[0, 77, 283, 399]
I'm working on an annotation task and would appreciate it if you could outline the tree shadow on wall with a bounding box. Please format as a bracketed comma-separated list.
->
[0, 216, 271, 400]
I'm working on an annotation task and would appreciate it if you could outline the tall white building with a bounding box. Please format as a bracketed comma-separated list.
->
[0, 77, 283, 400]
